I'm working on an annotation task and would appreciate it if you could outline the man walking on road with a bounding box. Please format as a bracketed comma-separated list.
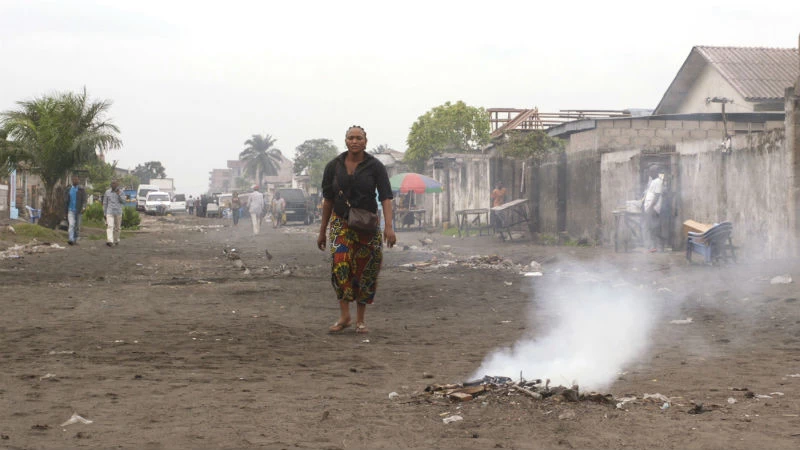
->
[64, 174, 87, 245]
[248, 186, 265, 235]
[103, 179, 125, 247]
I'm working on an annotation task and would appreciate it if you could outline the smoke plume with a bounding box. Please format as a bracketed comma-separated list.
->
[472, 268, 660, 391]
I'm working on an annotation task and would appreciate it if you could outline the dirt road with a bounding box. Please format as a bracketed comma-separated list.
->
[1, 214, 799, 449]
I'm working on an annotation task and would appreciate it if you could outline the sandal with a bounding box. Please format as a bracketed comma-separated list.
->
[329, 320, 351, 333]
[355, 323, 369, 334]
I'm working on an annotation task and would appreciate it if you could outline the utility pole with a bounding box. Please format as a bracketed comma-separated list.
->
[706, 97, 734, 140]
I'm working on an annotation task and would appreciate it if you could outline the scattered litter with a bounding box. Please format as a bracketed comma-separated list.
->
[442, 415, 463, 424]
[361, 339, 370, 343]
[523, 272, 543, 277]
[755, 394, 772, 399]
[770, 275, 792, 285]
[388, 392, 399, 400]
[0, 240, 66, 259]
[787, 374, 800, 378]
[48, 350, 75, 355]
[657, 287, 673, 293]
[669, 317, 693, 325]
[558, 410, 576, 420]
[60, 413, 93, 427]
[643, 393, 670, 404]
[660, 402, 670, 410]
[687, 403, 712, 414]
[616, 396, 637, 409]
[504, 281, 513, 286]
[39, 373, 57, 380]
[770, 392, 785, 396]
[727, 397, 737, 404]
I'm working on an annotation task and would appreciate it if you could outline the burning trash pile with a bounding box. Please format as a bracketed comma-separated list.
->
[417, 376, 615, 406]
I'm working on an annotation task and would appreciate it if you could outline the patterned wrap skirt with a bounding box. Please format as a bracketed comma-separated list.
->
[328, 213, 383, 304]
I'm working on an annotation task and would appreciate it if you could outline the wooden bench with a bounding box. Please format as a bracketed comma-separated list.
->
[686, 221, 735, 264]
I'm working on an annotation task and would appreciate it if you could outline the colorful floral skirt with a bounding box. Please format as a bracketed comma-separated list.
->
[329, 213, 383, 304]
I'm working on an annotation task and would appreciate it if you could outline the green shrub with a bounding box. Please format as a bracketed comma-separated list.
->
[122, 206, 140, 229]
[83, 202, 104, 222]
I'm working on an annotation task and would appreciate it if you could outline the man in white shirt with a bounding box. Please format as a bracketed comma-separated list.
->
[248, 186, 265, 235]
[643, 165, 663, 252]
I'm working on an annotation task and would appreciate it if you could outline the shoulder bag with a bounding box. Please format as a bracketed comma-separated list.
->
[335, 162, 379, 232]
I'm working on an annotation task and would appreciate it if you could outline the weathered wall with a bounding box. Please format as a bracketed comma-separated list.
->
[565, 150, 601, 240]
[677, 64, 749, 114]
[533, 155, 562, 234]
[676, 130, 791, 258]
[426, 154, 492, 226]
[599, 149, 641, 243]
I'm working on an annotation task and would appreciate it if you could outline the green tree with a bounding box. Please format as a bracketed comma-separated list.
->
[496, 130, 565, 162]
[239, 134, 282, 187]
[0, 88, 121, 227]
[85, 159, 116, 197]
[293, 138, 338, 188]
[404, 101, 490, 171]
[132, 161, 166, 184]
[371, 144, 391, 154]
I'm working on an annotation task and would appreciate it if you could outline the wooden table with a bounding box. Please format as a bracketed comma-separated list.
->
[490, 199, 531, 241]
[455, 209, 490, 237]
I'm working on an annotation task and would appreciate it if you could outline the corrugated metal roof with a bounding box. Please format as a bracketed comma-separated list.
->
[696, 46, 799, 100]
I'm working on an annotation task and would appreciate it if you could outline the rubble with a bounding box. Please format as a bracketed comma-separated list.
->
[418, 376, 615, 407]
[0, 240, 65, 259]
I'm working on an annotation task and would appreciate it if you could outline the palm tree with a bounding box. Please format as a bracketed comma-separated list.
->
[239, 134, 282, 188]
[0, 88, 122, 227]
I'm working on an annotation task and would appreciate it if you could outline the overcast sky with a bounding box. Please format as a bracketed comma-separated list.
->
[1, 0, 798, 195]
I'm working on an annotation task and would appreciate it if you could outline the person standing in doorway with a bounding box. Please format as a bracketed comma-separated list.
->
[102, 179, 125, 247]
[642, 165, 663, 252]
[248, 186, 265, 234]
[64, 175, 87, 245]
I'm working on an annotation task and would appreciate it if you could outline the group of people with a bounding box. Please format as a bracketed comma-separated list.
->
[62, 175, 124, 247]
[226, 188, 286, 235]
[63, 125, 397, 336]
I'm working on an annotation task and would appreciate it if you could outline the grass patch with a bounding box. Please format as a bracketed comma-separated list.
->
[9, 223, 64, 241]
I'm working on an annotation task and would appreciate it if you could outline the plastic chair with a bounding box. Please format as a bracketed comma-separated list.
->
[25, 206, 41, 223]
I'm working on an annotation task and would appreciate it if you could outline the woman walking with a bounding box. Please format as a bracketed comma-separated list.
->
[317, 125, 395, 334]
[231, 192, 241, 226]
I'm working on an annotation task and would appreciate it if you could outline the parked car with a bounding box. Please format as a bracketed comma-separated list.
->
[145, 191, 171, 215]
[275, 188, 315, 225]
[170, 193, 187, 213]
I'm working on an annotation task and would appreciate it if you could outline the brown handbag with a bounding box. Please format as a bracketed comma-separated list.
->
[335, 162, 379, 232]
[344, 200, 379, 232]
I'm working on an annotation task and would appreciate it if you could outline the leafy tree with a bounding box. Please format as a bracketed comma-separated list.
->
[496, 130, 565, 162]
[0, 88, 121, 227]
[118, 173, 140, 190]
[85, 159, 116, 197]
[239, 134, 282, 187]
[132, 161, 166, 184]
[404, 101, 490, 171]
[293, 138, 338, 188]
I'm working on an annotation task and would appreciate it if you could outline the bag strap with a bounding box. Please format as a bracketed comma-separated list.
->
[334, 159, 354, 208]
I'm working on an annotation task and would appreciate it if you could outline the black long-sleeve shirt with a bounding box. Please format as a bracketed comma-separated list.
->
[321, 151, 393, 217]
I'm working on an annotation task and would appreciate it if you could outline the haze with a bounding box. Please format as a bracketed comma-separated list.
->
[1, 0, 797, 195]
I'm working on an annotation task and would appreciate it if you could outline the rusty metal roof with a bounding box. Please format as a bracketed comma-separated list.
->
[696, 46, 799, 101]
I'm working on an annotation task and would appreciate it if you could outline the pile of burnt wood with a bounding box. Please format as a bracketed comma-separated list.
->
[420, 376, 615, 405]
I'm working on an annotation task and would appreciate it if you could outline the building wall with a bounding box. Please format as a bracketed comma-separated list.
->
[676, 130, 791, 258]
[676, 64, 749, 114]
[426, 154, 491, 226]
[599, 149, 641, 243]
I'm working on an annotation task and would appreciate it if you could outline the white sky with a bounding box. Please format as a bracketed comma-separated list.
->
[1, 0, 798, 195]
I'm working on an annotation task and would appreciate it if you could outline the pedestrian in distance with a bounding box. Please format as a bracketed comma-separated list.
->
[64, 174, 87, 245]
[271, 191, 285, 229]
[231, 192, 241, 226]
[102, 178, 125, 247]
[248, 186, 265, 235]
[317, 125, 396, 335]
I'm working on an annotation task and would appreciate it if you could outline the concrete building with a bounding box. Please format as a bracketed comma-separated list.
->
[655, 46, 798, 115]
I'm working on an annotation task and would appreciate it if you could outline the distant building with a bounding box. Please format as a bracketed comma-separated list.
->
[371, 147, 408, 177]
[654, 46, 799, 115]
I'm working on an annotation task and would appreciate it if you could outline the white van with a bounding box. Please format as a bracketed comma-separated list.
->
[145, 191, 171, 215]
[137, 184, 160, 211]
[170, 193, 187, 213]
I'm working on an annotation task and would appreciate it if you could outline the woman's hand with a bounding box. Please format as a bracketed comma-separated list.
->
[383, 226, 396, 248]
[317, 231, 327, 251]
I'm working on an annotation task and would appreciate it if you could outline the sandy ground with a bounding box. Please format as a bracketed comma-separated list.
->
[1, 214, 799, 449]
